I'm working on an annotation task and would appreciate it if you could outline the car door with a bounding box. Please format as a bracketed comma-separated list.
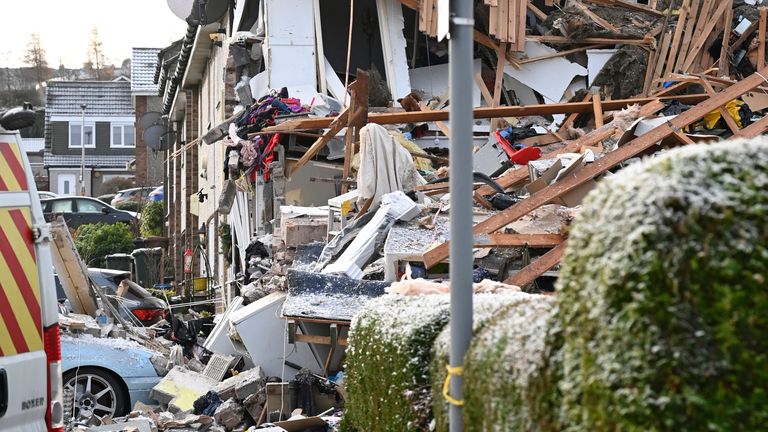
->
[75, 199, 111, 226]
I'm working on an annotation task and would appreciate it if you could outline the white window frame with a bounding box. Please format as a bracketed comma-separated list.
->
[68, 122, 96, 148]
[111, 123, 136, 148]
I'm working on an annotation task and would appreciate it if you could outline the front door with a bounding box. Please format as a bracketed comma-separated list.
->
[57, 174, 76, 196]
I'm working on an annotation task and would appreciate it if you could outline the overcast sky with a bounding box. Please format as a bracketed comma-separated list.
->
[0, 0, 187, 68]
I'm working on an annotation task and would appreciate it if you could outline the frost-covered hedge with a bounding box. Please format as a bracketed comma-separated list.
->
[431, 293, 557, 432]
[342, 295, 451, 431]
[557, 139, 768, 430]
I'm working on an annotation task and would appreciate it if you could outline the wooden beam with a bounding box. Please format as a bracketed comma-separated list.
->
[527, 1, 547, 21]
[719, 4, 733, 77]
[288, 108, 349, 177]
[503, 241, 568, 286]
[262, 94, 710, 132]
[527, 35, 653, 46]
[559, 93, 592, 133]
[739, 114, 768, 138]
[698, 77, 742, 136]
[490, 42, 508, 131]
[729, 20, 758, 54]
[422, 68, 768, 267]
[681, 0, 731, 72]
[474, 72, 494, 106]
[518, 44, 605, 64]
[760, 8, 767, 70]
[592, 89, 604, 128]
[675, 0, 701, 73]
[571, 0, 619, 34]
[474, 233, 564, 248]
[662, 0, 691, 79]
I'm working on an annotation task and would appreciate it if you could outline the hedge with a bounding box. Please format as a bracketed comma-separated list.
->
[557, 138, 768, 430]
[342, 295, 450, 431]
[430, 292, 558, 432]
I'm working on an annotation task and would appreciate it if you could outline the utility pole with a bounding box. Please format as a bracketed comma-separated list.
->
[448, 0, 474, 430]
[80, 103, 86, 196]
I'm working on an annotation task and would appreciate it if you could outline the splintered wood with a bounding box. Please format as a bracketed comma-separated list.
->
[646, 0, 734, 94]
[486, 0, 527, 51]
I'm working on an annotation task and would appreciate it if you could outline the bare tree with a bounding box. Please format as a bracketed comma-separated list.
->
[23, 33, 49, 84]
[87, 27, 107, 80]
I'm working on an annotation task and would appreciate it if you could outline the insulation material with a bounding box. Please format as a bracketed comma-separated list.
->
[228, 189, 252, 271]
[504, 41, 588, 104]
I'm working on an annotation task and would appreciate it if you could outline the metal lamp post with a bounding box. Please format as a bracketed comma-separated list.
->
[80, 103, 87, 196]
[448, 0, 474, 430]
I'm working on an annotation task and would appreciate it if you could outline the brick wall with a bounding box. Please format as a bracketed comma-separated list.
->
[184, 89, 200, 280]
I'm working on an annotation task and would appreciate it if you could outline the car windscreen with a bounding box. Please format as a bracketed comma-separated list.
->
[90, 272, 119, 294]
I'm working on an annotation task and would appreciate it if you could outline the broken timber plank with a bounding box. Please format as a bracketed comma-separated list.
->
[527, 35, 653, 46]
[527, 1, 547, 21]
[474, 233, 564, 248]
[661, 0, 691, 80]
[739, 114, 768, 138]
[490, 42, 508, 131]
[422, 67, 768, 268]
[681, 0, 731, 72]
[474, 72, 495, 105]
[518, 44, 605, 64]
[719, 5, 733, 77]
[263, 95, 710, 132]
[592, 88, 604, 128]
[503, 241, 568, 286]
[675, 0, 701, 72]
[288, 107, 349, 177]
[571, 0, 619, 34]
[698, 77, 742, 137]
[760, 8, 767, 69]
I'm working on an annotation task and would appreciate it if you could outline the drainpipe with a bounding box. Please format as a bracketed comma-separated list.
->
[448, 0, 474, 430]
[80, 104, 86, 196]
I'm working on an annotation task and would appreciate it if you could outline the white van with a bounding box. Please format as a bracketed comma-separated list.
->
[0, 114, 64, 431]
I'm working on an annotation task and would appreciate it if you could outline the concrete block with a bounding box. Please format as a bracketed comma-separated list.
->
[213, 366, 265, 402]
[150, 366, 216, 413]
[281, 217, 328, 248]
[213, 398, 245, 430]
[243, 391, 267, 421]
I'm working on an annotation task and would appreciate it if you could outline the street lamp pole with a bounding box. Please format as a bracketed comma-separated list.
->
[80, 103, 86, 196]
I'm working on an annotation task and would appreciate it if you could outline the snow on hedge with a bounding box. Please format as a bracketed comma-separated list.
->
[461, 294, 560, 431]
[557, 138, 768, 430]
[342, 294, 451, 431]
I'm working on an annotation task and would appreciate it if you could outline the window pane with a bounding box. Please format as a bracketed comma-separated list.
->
[77, 199, 103, 213]
[70, 125, 81, 147]
[84, 125, 94, 146]
[124, 126, 135, 146]
[52, 200, 73, 213]
[112, 125, 122, 145]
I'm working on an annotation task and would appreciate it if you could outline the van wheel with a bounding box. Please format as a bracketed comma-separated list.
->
[62, 368, 128, 422]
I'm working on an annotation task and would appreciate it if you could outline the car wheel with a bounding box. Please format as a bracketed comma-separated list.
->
[62, 367, 128, 422]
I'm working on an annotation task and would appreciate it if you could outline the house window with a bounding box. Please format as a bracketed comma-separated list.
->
[69, 123, 95, 148]
[111, 124, 136, 148]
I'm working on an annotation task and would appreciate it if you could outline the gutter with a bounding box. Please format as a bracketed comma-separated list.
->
[163, 24, 198, 115]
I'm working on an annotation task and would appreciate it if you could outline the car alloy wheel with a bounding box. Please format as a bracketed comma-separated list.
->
[62, 368, 124, 421]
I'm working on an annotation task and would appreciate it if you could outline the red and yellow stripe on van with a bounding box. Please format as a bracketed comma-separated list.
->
[0, 210, 42, 356]
[0, 141, 29, 192]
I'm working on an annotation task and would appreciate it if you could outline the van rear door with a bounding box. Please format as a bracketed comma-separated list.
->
[0, 132, 63, 432]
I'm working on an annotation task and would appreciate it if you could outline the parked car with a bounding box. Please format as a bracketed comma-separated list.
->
[111, 187, 156, 207]
[148, 185, 164, 202]
[54, 268, 168, 326]
[96, 193, 116, 205]
[61, 334, 163, 421]
[40, 196, 137, 229]
[38, 190, 58, 200]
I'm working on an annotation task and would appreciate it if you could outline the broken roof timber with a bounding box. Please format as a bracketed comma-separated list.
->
[422, 66, 768, 268]
[504, 241, 568, 286]
[263, 94, 709, 132]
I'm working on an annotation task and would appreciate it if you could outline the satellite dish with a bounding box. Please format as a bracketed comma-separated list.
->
[167, 0, 228, 25]
[139, 111, 162, 130]
[144, 122, 175, 151]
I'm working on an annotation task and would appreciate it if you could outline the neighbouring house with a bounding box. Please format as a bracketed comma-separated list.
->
[44, 80, 136, 197]
[131, 47, 164, 187]
[19, 108, 48, 190]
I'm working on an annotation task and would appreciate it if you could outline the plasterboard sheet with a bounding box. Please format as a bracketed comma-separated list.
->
[587, 49, 618, 87]
[504, 41, 588, 104]
[324, 57, 348, 102]
[504, 75, 540, 106]
[265, 0, 317, 101]
[376, 0, 411, 100]
[409, 59, 482, 107]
